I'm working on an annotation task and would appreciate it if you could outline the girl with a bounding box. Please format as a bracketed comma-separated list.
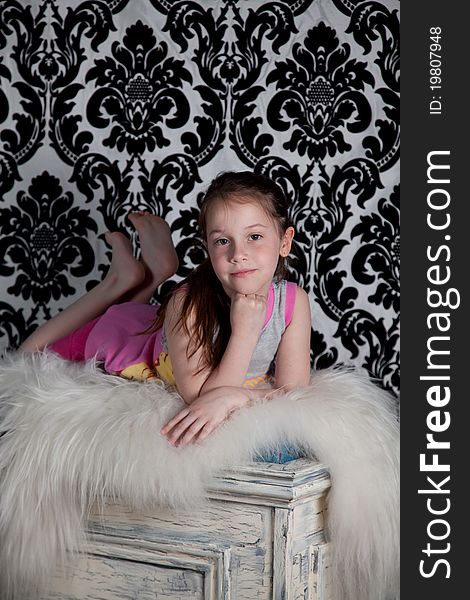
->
[20, 171, 312, 447]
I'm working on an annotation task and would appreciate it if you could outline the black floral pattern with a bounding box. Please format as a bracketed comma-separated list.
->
[351, 185, 400, 312]
[0, 0, 400, 396]
[335, 309, 399, 392]
[86, 20, 192, 155]
[267, 22, 374, 161]
[0, 57, 8, 123]
[0, 172, 96, 308]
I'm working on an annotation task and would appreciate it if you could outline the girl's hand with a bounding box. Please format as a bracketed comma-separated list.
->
[160, 386, 250, 447]
[230, 292, 267, 339]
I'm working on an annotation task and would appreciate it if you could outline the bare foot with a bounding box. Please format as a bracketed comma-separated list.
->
[128, 213, 179, 294]
[104, 231, 145, 296]
[19, 232, 146, 353]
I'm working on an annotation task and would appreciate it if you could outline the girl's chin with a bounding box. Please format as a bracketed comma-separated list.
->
[225, 282, 271, 298]
[217, 274, 274, 298]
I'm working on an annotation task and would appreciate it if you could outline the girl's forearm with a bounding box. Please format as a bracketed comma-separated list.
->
[199, 333, 258, 395]
[198, 386, 277, 414]
[218, 385, 281, 413]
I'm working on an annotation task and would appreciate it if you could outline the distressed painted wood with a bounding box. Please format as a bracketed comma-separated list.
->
[43, 458, 331, 599]
[44, 538, 230, 600]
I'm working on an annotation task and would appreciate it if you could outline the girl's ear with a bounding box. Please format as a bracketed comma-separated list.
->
[280, 226, 295, 257]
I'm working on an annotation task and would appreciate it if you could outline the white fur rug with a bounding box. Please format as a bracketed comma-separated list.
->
[0, 351, 399, 600]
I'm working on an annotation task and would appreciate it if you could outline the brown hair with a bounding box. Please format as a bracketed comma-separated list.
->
[150, 171, 293, 380]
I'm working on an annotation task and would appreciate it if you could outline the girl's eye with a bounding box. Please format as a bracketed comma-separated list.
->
[249, 234, 262, 241]
[214, 238, 229, 246]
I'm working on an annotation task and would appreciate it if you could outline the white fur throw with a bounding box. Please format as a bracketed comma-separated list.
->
[0, 351, 399, 600]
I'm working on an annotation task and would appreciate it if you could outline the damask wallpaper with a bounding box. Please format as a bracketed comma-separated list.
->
[0, 0, 400, 395]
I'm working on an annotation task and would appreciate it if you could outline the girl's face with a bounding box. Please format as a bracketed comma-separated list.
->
[204, 197, 294, 298]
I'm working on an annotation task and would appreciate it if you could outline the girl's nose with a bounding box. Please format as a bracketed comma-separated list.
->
[229, 241, 248, 263]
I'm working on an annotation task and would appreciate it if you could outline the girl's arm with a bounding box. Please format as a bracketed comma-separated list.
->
[273, 287, 312, 389]
[197, 292, 267, 395]
[165, 291, 266, 403]
[160, 384, 280, 446]
[162, 287, 312, 447]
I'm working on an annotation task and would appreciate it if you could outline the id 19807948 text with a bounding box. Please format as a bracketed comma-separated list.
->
[428, 27, 443, 115]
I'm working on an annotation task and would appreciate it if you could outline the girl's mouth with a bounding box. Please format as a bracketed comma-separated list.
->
[231, 269, 256, 277]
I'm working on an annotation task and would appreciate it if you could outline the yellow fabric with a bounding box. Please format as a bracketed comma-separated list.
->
[242, 373, 269, 388]
[119, 362, 156, 381]
[119, 352, 176, 386]
[154, 352, 176, 386]
[119, 352, 266, 390]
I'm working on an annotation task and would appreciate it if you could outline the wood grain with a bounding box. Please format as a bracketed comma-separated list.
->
[42, 458, 331, 600]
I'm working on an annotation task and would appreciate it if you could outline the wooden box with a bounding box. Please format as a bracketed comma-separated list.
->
[43, 458, 332, 599]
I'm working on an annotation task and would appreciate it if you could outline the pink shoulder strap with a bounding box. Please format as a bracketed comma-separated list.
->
[284, 282, 297, 328]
